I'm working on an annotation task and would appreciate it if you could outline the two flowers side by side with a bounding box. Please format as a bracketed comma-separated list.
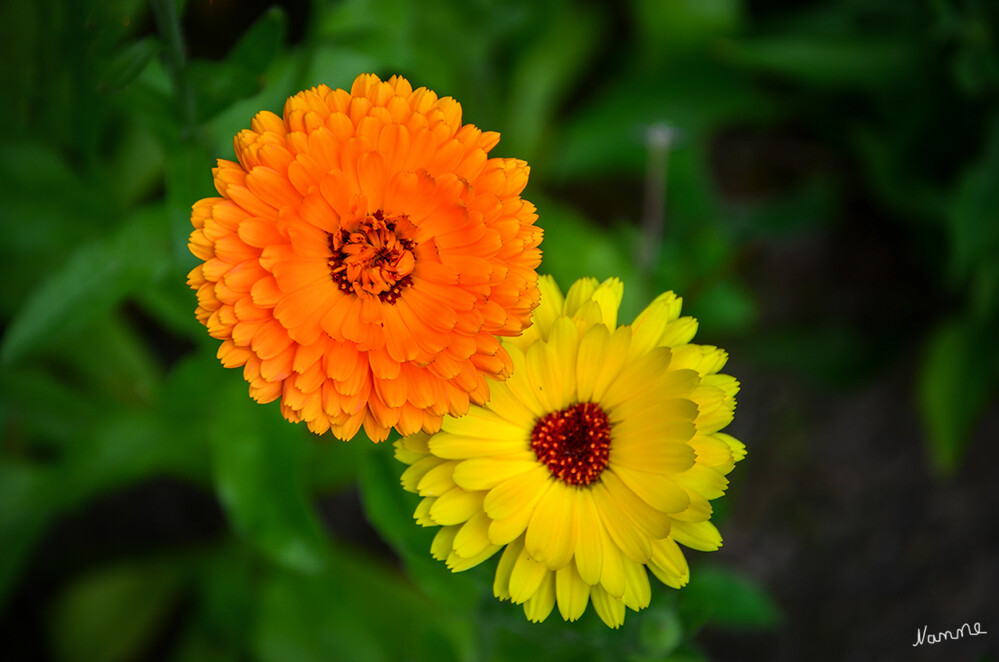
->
[187, 73, 745, 628]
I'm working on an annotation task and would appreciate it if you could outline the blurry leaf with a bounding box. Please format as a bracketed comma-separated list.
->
[533, 195, 643, 321]
[254, 548, 468, 662]
[639, 604, 684, 656]
[1, 205, 169, 363]
[170, 545, 255, 662]
[679, 564, 780, 630]
[227, 7, 287, 75]
[949, 117, 999, 283]
[631, 0, 741, 55]
[210, 381, 331, 574]
[0, 462, 58, 606]
[100, 37, 160, 92]
[722, 35, 912, 88]
[49, 558, 187, 662]
[688, 280, 756, 336]
[357, 447, 482, 612]
[165, 142, 214, 265]
[187, 60, 261, 121]
[726, 178, 837, 237]
[918, 317, 998, 475]
[557, 64, 769, 180]
[502, 3, 601, 163]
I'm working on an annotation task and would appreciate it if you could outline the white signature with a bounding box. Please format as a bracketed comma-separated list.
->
[913, 622, 988, 647]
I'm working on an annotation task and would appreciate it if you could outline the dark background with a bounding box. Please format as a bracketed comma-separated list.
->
[1, 0, 997, 660]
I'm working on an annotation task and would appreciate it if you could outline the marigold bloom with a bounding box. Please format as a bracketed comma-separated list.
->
[395, 276, 745, 627]
[187, 74, 543, 441]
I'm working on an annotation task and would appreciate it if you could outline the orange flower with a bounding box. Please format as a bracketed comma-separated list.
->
[187, 74, 543, 441]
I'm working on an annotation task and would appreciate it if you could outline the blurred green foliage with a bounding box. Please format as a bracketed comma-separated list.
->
[1, 0, 996, 659]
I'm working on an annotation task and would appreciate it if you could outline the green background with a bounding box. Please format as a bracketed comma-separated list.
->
[1, 0, 997, 660]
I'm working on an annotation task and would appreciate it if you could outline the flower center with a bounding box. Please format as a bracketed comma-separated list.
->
[328, 210, 416, 303]
[530, 402, 612, 486]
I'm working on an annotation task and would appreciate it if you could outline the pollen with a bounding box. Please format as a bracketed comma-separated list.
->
[530, 402, 612, 486]
[328, 210, 416, 304]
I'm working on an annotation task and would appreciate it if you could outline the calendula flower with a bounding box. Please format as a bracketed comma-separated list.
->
[187, 74, 542, 441]
[395, 276, 745, 627]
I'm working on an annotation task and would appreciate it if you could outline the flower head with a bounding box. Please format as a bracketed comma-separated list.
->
[187, 74, 543, 441]
[395, 276, 745, 627]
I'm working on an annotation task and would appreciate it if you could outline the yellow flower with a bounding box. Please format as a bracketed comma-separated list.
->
[395, 276, 745, 627]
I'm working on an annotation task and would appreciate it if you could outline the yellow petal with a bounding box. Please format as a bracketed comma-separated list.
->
[525, 337, 564, 413]
[620, 557, 651, 611]
[648, 537, 689, 588]
[562, 277, 599, 316]
[588, 326, 632, 403]
[546, 316, 580, 408]
[671, 520, 722, 551]
[428, 431, 526, 459]
[484, 380, 539, 430]
[659, 316, 698, 347]
[573, 489, 604, 585]
[452, 456, 538, 490]
[609, 465, 690, 514]
[600, 470, 671, 538]
[629, 292, 683, 360]
[501, 344, 548, 418]
[440, 407, 528, 440]
[673, 463, 728, 501]
[523, 572, 556, 623]
[716, 432, 746, 462]
[532, 274, 566, 341]
[556, 562, 590, 622]
[590, 584, 625, 629]
[599, 347, 673, 412]
[413, 496, 436, 526]
[591, 481, 652, 563]
[493, 537, 524, 600]
[451, 511, 494, 558]
[509, 542, 550, 604]
[588, 278, 623, 329]
[575, 323, 609, 403]
[416, 460, 459, 497]
[525, 483, 578, 570]
[483, 463, 549, 515]
[447, 543, 501, 571]
[401, 456, 445, 493]
[429, 487, 485, 526]
[430, 525, 459, 561]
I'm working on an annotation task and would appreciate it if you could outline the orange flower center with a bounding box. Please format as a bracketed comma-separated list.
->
[530, 402, 612, 486]
[328, 211, 416, 303]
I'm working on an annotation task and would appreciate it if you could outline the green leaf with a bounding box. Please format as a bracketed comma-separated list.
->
[501, 2, 601, 165]
[209, 381, 332, 574]
[533, 195, 644, 321]
[722, 35, 912, 88]
[679, 564, 780, 630]
[227, 7, 287, 75]
[639, 604, 684, 656]
[1, 205, 170, 363]
[254, 548, 468, 662]
[0, 462, 59, 606]
[357, 447, 483, 612]
[100, 37, 160, 92]
[165, 142, 214, 266]
[949, 117, 999, 284]
[918, 317, 998, 475]
[48, 558, 187, 662]
[187, 60, 263, 121]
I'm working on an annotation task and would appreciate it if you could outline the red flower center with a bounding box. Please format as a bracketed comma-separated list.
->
[530, 402, 612, 486]
[328, 211, 416, 303]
